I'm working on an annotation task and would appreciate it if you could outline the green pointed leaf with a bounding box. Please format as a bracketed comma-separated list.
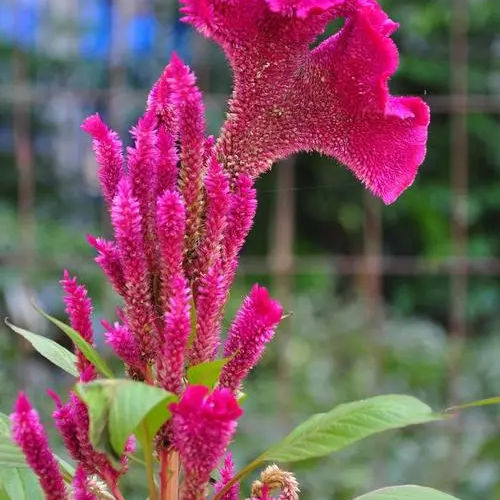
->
[259, 395, 442, 463]
[0, 468, 43, 500]
[75, 379, 177, 461]
[186, 358, 230, 388]
[33, 304, 113, 378]
[352, 485, 461, 500]
[0, 413, 28, 469]
[5, 319, 78, 377]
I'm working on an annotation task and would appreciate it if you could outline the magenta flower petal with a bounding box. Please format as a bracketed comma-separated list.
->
[73, 466, 98, 500]
[214, 452, 239, 500]
[183, 0, 430, 203]
[10, 393, 67, 500]
[102, 320, 143, 370]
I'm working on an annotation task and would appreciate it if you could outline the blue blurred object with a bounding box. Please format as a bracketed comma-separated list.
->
[79, 0, 112, 59]
[128, 11, 156, 56]
[0, 0, 40, 49]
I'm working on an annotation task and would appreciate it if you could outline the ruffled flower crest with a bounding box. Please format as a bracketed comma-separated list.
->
[181, 0, 430, 203]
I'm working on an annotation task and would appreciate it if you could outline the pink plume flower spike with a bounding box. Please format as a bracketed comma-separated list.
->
[147, 63, 178, 134]
[157, 275, 192, 395]
[73, 466, 98, 500]
[223, 174, 257, 288]
[60, 270, 96, 379]
[81, 113, 124, 209]
[214, 452, 240, 500]
[170, 386, 243, 500]
[189, 260, 226, 365]
[10, 392, 67, 500]
[87, 235, 126, 297]
[194, 152, 230, 283]
[127, 111, 160, 272]
[182, 0, 430, 204]
[156, 127, 180, 196]
[101, 320, 143, 371]
[111, 177, 157, 363]
[69, 393, 122, 483]
[220, 285, 283, 392]
[156, 189, 187, 308]
[167, 54, 207, 253]
[48, 389, 84, 462]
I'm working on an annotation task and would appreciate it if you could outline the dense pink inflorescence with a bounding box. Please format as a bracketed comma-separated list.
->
[102, 320, 143, 370]
[111, 177, 157, 363]
[181, 0, 430, 204]
[72, 466, 98, 500]
[170, 386, 243, 500]
[157, 275, 192, 395]
[60, 270, 96, 378]
[214, 452, 239, 500]
[10, 393, 67, 500]
[81, 113, 124, 208]
[220, 285, 283, 392]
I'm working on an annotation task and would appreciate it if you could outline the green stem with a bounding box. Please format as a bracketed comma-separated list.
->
[212, 458, 262, 500]
[141, 422, 159, 500]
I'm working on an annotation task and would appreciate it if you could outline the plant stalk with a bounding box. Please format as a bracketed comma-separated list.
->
[160, 449, 180, 500]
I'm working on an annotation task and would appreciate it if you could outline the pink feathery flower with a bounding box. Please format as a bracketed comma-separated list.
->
[147, 63, 178, 133]
[86, 235, 126, 297]
[220, 285, 283, 391]
[10, 392, 67, 500]
[48, 390, 84, 462]
[128, 111, 159, 272]
[60, 270, 96, 378]
[81, 113, 124, 208]
[73, 466, 98, 500]
[223, 174, 257, 287]
[214, 452, 239, 500]
[70, 393, 121, 482]
[101, 320, 143, 371]
[156, 189, 186, 307]
[194, 153, 230, 280]
[157, 275, 192, 395]
[111, 177, 157, 362]
[181, 0, 430, 204]
[170, 386, 243, 500]
[189, 261, 225, 365]
[157, 127, 180, 195]
[167, 54, 206, 250]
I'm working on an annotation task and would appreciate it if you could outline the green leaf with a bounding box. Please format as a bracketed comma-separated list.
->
[259, 395, 441, 463]
[186, 358, 230, 388]
[446, 397, 500, 413]
[0, 468, 43, 500]
[352, 485, 461, 500]
[75, 379, 177, 461]
[0, 413, 28, 469]
[33, 304, 113, 378]
[5, 319, 78, 377]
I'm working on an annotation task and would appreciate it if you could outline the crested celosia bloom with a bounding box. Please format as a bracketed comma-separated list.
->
[181, 0, 430, 204]
[10, 393, 67, 500]
[10, 0, 429, 497]
[170, 386, 243, 500]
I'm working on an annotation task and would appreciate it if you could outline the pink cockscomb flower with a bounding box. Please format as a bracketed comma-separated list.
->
[220, 285, 283, 392]
[170, 385, 243, 500]
[181, 0, 430, 204]
[10, 393, 67, 500]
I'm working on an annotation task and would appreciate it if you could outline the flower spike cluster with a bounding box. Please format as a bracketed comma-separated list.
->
[181, 0, 430, 204]
[10, 0, 429, 496]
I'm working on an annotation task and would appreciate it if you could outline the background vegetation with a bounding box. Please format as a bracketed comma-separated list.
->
[0, 0, 499, 498]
